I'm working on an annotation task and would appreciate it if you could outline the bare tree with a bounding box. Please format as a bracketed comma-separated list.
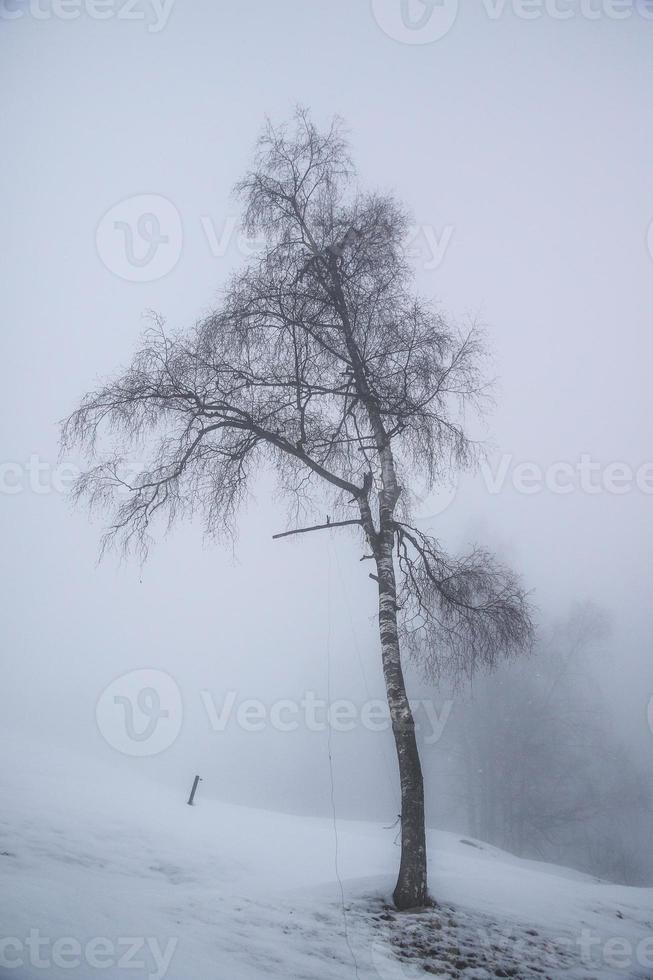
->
[62, 109, 532, 910]
[446, 602, 650, 882]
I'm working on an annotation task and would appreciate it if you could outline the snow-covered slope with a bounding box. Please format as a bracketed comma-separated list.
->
[2, 739, 653, 980]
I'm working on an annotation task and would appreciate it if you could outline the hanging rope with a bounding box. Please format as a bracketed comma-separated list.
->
[383, 813, 403, 846]
[329, 536, 401, 813]
[325, 531, 360, 980]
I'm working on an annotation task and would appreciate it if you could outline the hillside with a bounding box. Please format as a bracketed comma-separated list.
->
[2, 739, 653, 979]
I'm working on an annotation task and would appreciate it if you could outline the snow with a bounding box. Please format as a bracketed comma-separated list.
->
[2, 738, 653, 979]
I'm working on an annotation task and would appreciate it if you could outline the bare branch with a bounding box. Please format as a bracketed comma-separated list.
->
[272, 518, 362, 540]
[394, 521, 533, 682]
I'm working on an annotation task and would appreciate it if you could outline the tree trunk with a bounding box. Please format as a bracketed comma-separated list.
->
[376, 538, 428, 910]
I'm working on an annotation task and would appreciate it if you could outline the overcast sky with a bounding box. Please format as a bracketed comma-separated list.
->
[2, 0, 652, 820]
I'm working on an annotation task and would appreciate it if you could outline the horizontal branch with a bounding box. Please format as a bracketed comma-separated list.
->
[272, 518, 362, 541]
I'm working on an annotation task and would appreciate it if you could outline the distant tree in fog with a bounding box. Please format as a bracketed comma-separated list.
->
[62, 109, 532, 910]
[449, 603, 649, 883]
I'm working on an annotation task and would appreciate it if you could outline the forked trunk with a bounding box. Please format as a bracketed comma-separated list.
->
[376, 538, 428, 910]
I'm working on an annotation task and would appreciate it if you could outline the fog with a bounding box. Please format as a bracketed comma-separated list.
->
[2, 0, 653, 892]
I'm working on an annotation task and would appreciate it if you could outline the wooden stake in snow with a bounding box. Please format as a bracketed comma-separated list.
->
[187, 775, 202, 806]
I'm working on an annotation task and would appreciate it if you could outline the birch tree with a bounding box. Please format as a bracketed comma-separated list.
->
[62, 109, 532, 910]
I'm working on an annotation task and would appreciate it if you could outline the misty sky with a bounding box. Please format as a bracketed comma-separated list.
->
[1, 1, 652, 821]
